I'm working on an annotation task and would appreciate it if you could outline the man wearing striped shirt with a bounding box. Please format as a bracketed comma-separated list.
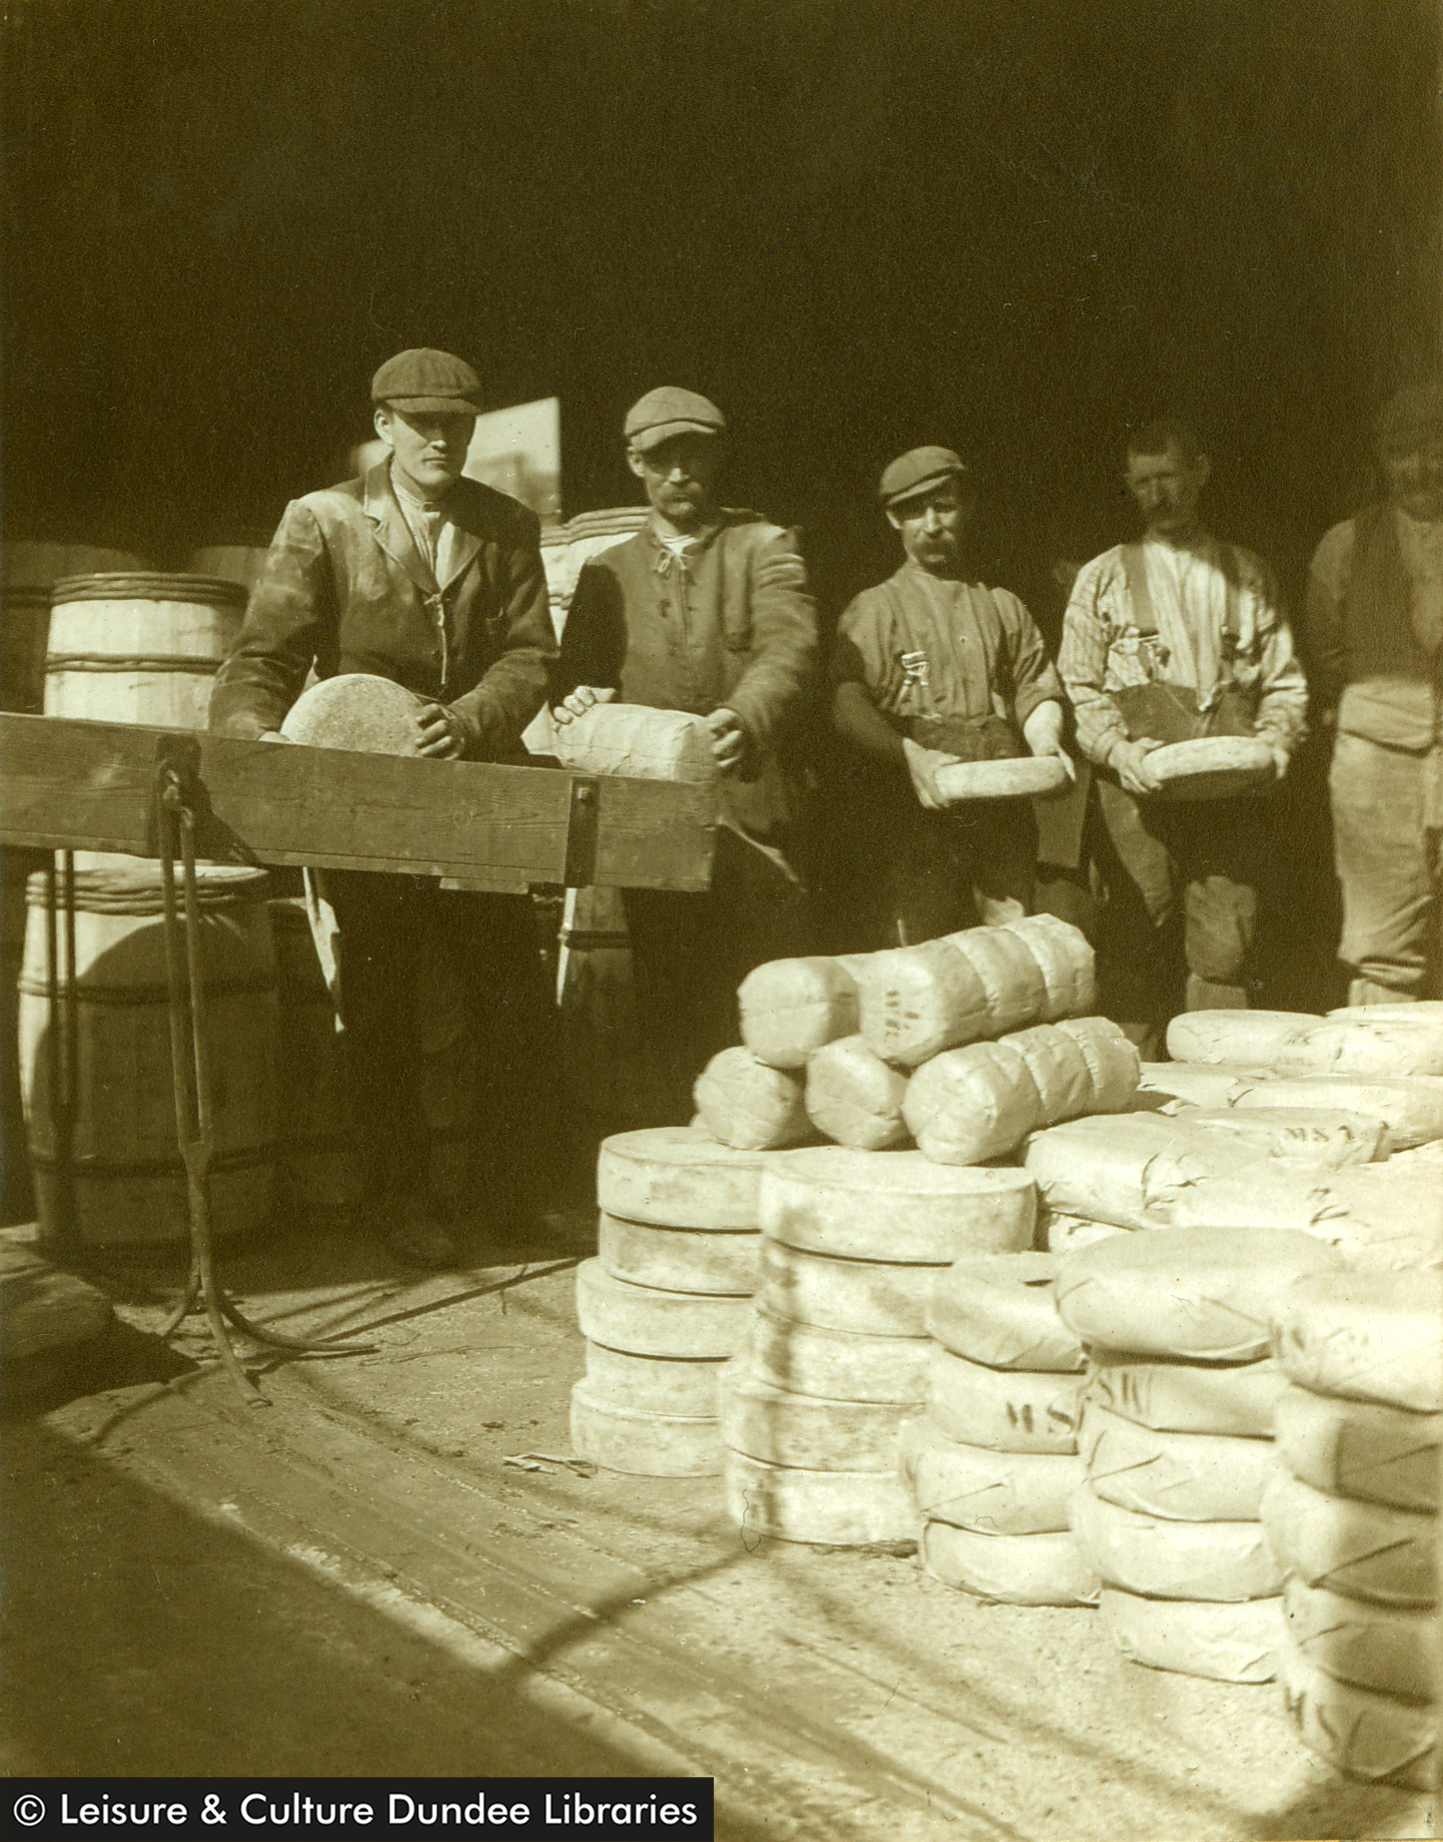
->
[1058, 421, 1308, 1048]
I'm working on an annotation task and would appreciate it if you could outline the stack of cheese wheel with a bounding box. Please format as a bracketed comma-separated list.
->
[905, 1251, 1097, 1604]
[570, 1128, 765, 1477]
[1264, 1269, 1442, 1790]
[722, 1147, 1037, 1547]
[1057, 1227, 1345, 1683]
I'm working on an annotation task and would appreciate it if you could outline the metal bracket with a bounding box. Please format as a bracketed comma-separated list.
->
[561, 774, 600, 888]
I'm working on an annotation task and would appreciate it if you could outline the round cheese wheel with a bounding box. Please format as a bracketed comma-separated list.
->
[856, 939, 991, 1066]
[583, 1340, 727, 1416]
[1086, 1352, 1286, 1438]
[1283, 1577, 1438, 1702]
[1044, 1213, 1129, 1255]
[1271, 1269, 1443, 1412]
[920, 1519, 1099, 1605]
[693, 1047, 812, 1151]
[596, 1127, 768, 1229]
[726, 1449, 917, 1547]
[1069, 1484, 1284, 1601]
[926, 1251, 1086, 1373]
[1164, 1010, 1318, 1066]
[1329, 1000, 1443, 1023]
[1276, 1013, 1443, 1079]
[1179, 1105, 1385, 1166]
[1004, 1024, 1095, 1121]
[569, 1381, 724, 1477]
[279, 672, 425, 753]
[597, 1213, 761, 1296]
[927, 1347, 1087, 1454]
[1274, 1383, 1442, 1512]
[1023, 1112, 1207, 1229]
[759, 1146, 1035, 1264]
[1260, 1470, 1436, 1607]
[1301, 1166, 1443, 1272]
[903, 1039, 1045, 1165]
[748, 1305, 933, 1405]
[1135, 1061, 1258, 1110]
[1145, 736, 1276, 801]
[1079, 1402, 1277, 1521]
[1279, 1641, 1437, 1790]
[933, 756, 1071, 803]
[758, 1236, 937, 1339]
[1055, 1226, 1344, 1361]
[1000, 914, 1097, 1022]
[1099, 1588, 1281, 1683]
[900, 1418, 1085, 1533]
[1230, 1074, 1443, 1152]
[575, 1259, 750, 1359]
[719, 1360, 911, 1471]
[1053, 1017, 1142, 1114]
[943, 927, 1048, 1036]
[546, 702, 716, 782]
[803, 1036, 911, 1150]
[737, 957, 860, 1069]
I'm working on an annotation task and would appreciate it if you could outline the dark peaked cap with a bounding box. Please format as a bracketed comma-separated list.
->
[372, 349, 484, 414]
[879, 446, 968, 507]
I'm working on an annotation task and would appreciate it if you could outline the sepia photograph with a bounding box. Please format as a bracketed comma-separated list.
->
[2, 1, 1441, 1836]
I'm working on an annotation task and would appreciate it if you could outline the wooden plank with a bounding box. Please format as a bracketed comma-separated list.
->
[0, 714, 716, 890]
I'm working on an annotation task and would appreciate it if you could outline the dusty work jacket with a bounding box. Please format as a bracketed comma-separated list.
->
[210, 462, 556, 757]
[557, 511, 819, 849]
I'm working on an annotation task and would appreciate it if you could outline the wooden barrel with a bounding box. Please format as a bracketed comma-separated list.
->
[17, 864, 277, 1248]
[44, 571, 247, 731]
[2, 543, 145, 716]
[270, 896, 361, 1220]
[557, 884, 659, 1143]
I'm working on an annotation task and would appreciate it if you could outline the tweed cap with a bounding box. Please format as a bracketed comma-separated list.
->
[624, 387, 727, 452]
[1375, 380, 1443, 455]
[879, 445, 968, 508]
[371, 349, 484, 414]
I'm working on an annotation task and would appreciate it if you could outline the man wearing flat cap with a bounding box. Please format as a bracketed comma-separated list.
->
[831, 445, 1072, 943]
[1306, 379, 1443, 1002]
[553, 386, 818, 1117]
[211, 348, 558, 1266]
[1059, 420, 1307, 1046]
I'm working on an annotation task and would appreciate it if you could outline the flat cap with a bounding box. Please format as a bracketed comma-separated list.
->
[879, 445, 968, 507]
[624, 387, 727, 452]
[1375, 380, 1443, 455]
[371, 349, 483, 414]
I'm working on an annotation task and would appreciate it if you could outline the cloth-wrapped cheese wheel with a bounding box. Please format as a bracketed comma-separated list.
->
[1283, 1578, 1438, 1702]
[693, 1047, 812, 1151]
[1070, 1484, 1284, 1601]
[1054, 1226, 1345, 1362]
[856, 939, 991, 1066]
[546, 701, 717, 781]
[1022, 1112, 1229, 1229]
[1270, 1269, 1443, 1413]
[1279, 1644, 1438, 1791]
[1275, 1010, 1443, 1079]
[1000, 913, 1096, 1021]
[942, 926, 1048, 1036]
[1135, 1062, 1257, 1110]
[921, 1520, 1100, 1605]
[737, 957, 862, 1069]
[1100, 1589, 1281, 1684]
[1229, 1073, 1443, 1151]
[1274, 1383, 1442, 1512]
[1079, 1402, 1277, 1521]
[1179, 1105, 1386, 1167]
[1003, 1024, 1094, 1121]
[1086, 1352, 1286, 1439]
[1261, 1471, 1437, 1607]
[803, 1035, 910, 1149]
[900, 1417, 1085, 1533]
[759, 1146, 1035, 1263]
[1044, 1213, 1129, 1254]
[904, 1039, 1044, 1165]
[927, 1347, 1087, 1453]
[926, 1251, 1086, 1373]
[1165, 1010, 1319, 1065]
[1054, 1016, 1142, 1113]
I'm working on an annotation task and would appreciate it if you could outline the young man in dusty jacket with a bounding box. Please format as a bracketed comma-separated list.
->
[554, 387, 819, 1119]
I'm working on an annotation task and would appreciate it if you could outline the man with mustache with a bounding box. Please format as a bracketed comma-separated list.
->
[554, 387, 818, 1118]
[1058, 419, 1308, 1049]
[830, 445, 1073, 944]
[1306, 379, 1443, 1003]
[211, 349, 557, 1267]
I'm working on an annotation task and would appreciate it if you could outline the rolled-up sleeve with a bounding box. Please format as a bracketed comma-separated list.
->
[209, 502, 333, 739]
[722, 527, 819, 753]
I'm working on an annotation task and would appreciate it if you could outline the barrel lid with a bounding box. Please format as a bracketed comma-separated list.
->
[26, 864, 270, 914]
[49, 572, 249, 609]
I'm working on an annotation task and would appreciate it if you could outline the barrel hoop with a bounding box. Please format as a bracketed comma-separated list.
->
[45, 653, 224, 675]
[18, 974, 276, 1005]
[48, 573, 248, 608]
[28, 1144, 276, 1178]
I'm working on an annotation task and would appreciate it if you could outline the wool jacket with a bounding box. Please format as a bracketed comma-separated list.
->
[210, 462, 556, 757]
[557, 511, 819, 847]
